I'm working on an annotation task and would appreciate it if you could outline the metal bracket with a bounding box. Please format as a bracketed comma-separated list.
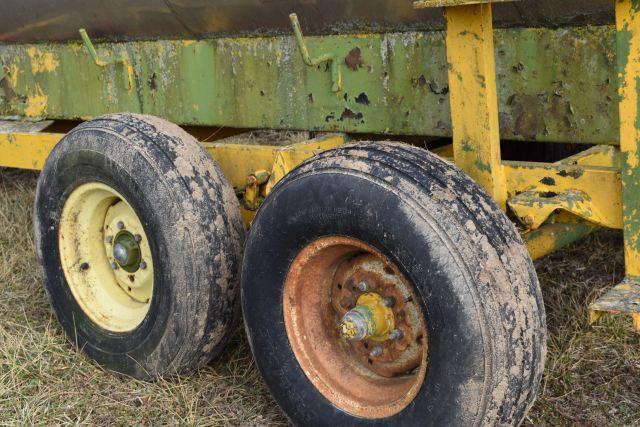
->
[79, 29, 133, 91]
[589, 277, 640, 331]
[289, 13, 342, 93]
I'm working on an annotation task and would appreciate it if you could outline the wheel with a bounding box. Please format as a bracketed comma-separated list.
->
[242, 142, 547, 425]
[34, 113, 244, 379]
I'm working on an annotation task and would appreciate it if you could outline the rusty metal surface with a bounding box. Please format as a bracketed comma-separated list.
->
[0, 0, 613, 43]
[283, 236, 428, 419]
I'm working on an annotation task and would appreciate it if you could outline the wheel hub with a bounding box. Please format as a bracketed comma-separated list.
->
[113, 231, 142, 271]
[283, 236, 428, 419]
[339, 292, 395, 341]
[59, 182, 154, 332]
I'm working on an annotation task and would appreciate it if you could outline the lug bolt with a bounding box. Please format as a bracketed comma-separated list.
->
[140, 261, 147, 270]
[383, 296, 396, 307]
[357, 281, 369, 292]
[117, 221, 125, 230]
[111, 261, 118, 270]
[105, 235, 113, 244]
[134, 234, 142, 243]
[389, 329, 404, 341]
[369, 345, 383, 357]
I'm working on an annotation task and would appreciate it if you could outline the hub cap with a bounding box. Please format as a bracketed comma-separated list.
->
[59, 182, 154, 332]
[283, 236, 428, 419]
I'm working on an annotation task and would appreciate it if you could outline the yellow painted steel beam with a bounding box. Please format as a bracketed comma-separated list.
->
[587, 0, 640, 331]
[523, 216, 597, 261]
[504, 161, 622, 230]
[0, 132, 63, 170]
[444, 3, 507, 210]
[616, 0, 640, 278]
[555, 145, 620, 169]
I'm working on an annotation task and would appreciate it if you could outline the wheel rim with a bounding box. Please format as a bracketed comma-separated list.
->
[59, 182, 154, 332]
[283, 236, 428, 419]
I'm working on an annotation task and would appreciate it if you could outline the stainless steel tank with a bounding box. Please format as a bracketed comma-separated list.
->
[0, 0, 613, 43]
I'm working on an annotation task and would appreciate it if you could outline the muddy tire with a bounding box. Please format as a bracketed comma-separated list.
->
[242, 142, 546, 425]
[34, 113, 244, 379]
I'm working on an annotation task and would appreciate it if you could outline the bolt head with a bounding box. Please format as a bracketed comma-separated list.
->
[389, 329, 404, 341]
[117, 221, 125, 230]
[140, 261, 147, 270]
[134, 234, 142, 243]
[113, 243, 129, 265]
[110, 261, 118, 270]
[105, 235, 113, 244]
[357, 281, 369, 292]
[383, 296, 396, 307]
[369, 345, 383, 358]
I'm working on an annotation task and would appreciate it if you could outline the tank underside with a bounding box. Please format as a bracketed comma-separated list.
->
[0, 0, 613, 43]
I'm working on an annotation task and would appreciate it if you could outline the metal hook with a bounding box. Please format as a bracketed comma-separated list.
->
[289, 14, 342, 93]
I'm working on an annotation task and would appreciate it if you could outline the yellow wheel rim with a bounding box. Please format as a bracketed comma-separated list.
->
[59, 182, 154, 332]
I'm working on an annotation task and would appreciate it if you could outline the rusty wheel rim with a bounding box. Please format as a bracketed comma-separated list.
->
[283, 236, 428, 419]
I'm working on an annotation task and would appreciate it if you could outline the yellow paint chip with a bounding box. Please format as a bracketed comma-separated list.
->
[27, 47, 60, 74]
[25, 84, 48, 118]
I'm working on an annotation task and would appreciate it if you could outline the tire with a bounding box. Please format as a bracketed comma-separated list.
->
[34, 113, 244, 379]
[242, 142, 547, 425]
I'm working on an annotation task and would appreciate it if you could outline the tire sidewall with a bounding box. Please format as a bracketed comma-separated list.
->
[36, 128, 199, 377]
[243, 170, 491, 426]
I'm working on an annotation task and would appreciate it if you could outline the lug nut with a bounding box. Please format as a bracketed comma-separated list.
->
[140, 261, 147, 270]
[117, 221, 125, 230]
[105, 235, 113, 244]
[383, 296, 396, 307]
[134, 234, 142, 243]
[369, 345, 383, 357]
[389, 329, 404, 341]
[357, 281, 369, 292]
[110, 261, 118, 270]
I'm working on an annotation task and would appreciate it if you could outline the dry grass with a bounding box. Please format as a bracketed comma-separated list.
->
[0, 167, 638, 426]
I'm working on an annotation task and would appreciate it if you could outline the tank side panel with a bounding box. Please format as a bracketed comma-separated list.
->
[0, 26, 618, 144]
[0, 0, 614, 43]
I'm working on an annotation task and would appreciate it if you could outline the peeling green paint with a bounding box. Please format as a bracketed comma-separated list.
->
[0, 26, 620, 144]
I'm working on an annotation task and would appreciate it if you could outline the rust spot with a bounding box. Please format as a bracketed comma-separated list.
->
[148, 72, 157, 91]
[540, 177, 556, 186]
[0, 76, 16, 102]
[428, 82, 449, 96]
[557, 168, 584, 179]
[355, 93, 370, 106]
[344, 47, 363, 71]
[411, 75, 427, 89]
[339, 108, 363, 121]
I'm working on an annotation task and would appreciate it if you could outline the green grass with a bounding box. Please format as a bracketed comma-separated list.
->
[0, 168, 638, 425]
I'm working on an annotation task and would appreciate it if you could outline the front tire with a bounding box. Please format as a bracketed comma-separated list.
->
[34, 113, 244, 379]
[242, 142, 546, 425]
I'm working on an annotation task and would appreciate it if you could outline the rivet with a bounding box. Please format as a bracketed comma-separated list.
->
[383, 296, 396, 307]
[369, 346, 383, 357]
[389, 329, 404, 341]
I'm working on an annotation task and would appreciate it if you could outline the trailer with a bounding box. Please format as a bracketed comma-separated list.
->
[0, 0, 638, 424]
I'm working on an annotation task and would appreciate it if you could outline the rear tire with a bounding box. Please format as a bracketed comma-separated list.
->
[242, 142, 546, 425]
[34, 113, 244, 379]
